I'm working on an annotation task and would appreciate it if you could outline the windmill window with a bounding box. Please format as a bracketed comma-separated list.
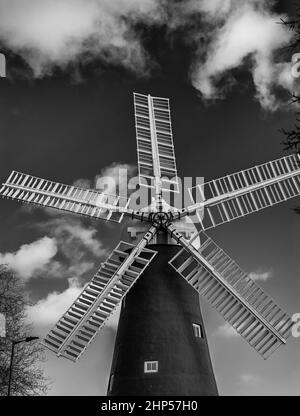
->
[108, 374, 114, 392]
[193, 323, 203, 338]
[144, 361, 158, 373]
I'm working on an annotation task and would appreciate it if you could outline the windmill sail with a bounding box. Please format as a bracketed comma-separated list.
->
[42, 227, 157, 361]
[188, 154, 300, 229]
[168, 226, 292, 359]
[0, 171, 131, 223]
[134, 92, 179, 194]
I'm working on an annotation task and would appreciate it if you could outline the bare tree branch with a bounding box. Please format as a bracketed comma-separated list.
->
[0, 265, 50, 396]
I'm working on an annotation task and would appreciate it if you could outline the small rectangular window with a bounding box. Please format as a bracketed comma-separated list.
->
[144, 361, 158, 373]
[0, 313, 6, 337]
[108, 374, 114, 392]
[193, 323, 203, 338]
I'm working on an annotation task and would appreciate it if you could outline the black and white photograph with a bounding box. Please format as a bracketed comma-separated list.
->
[0, 0, 299, 403]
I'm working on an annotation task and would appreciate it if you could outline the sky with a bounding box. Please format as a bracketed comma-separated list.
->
[0, 0, 299, 396]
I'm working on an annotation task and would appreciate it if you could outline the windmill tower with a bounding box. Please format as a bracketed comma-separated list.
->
[0, 92, 297, 396]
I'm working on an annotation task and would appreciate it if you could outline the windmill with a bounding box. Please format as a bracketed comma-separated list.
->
[0, 92, 298, 396]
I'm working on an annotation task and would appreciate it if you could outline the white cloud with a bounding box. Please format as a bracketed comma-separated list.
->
[19, 177, 112, 282]
[27, 278, 120, 331]
[26, 278, 82, 329]
[95, 162, 137, 196]
[24, 219, 115, 334]
[249, 270, 272, 282]
[0, 236, 57, 280]
[0, 0, 163, 77]
[191, 0, 294, 110]
[0, 0, 294, 110]
[33, 216, 108, 284]
[214, 322, 239, 338]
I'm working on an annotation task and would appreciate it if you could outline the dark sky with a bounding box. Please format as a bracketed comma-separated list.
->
[0, 0, 299, 396]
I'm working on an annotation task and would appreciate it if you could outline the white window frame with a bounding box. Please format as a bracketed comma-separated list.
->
[0, 313, 5, 338]
[193, 323, 203, 338]
[108, 373, 114, 392]
[144, 360, 158, 373]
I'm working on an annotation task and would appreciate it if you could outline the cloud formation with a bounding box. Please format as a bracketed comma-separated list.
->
[41, 217, 107, 257]
[35, 216, 108, 283]
[0, 0, 294, 110]
[190, 0, 294, 110]
[27, 280, 82, 328]
[0, 236, 57, 280]
[96, 162, 137, 196]
[0, 209, 107, 284]
[59, 162, 136, 198]
[23, 215, 114, 333]
[27, 281, 121, 331]
[0, 0, 163, 77]
[17, 162, 132, 286]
